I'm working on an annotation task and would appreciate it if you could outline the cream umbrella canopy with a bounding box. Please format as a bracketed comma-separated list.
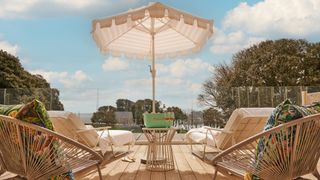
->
[92, 2, 213, 113]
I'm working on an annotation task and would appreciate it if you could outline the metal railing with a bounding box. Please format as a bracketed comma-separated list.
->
[1, 86, 319, 131]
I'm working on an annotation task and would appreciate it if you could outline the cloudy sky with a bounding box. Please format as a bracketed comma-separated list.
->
[1, 0, 320, 113]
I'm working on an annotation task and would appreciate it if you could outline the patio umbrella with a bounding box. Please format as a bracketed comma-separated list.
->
[92, 2, 213, 113]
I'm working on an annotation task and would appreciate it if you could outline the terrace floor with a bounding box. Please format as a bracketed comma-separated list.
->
[1, 144, 319, 180]
[74, 144, 319, 180]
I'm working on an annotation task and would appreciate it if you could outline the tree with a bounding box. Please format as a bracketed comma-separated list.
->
[116, 99, 134, 111]
[198, 63, 236, 118]
[166, 106, 187, 126]
[198, 39, 320, 117]
[91, 106, 116, 125]
[188, 110, 203, 128]
[203, 108, 225, 127]
[133, 99, 161, 125]
[0, 50, 64, 110]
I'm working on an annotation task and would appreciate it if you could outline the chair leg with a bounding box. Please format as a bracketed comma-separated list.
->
[202, 143, 207, 160]
[213, 166, 218, 180]
[110, 144, 116, 157]
[312, 169, 320, 179]
[97, 164, 102, 180]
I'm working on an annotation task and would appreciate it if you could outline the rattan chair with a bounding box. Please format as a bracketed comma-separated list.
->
[0, 115, 103, 180]
[212, 113, 320, 180]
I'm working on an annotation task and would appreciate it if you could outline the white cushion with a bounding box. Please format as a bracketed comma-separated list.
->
[185, 127, 221, 147]
[48, 111, 99, 147]
[48, 111, 135, 155]
[97, 130, 135, 154]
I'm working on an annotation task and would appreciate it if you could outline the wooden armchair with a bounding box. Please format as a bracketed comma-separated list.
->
[212, 113, 320, 180]
[0, 115, 103, 180]
[48, 111, 135, 157]
[186, 108, 274, 159]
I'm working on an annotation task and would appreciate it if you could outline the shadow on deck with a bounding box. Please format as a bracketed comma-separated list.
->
[75, 144, 319, 180]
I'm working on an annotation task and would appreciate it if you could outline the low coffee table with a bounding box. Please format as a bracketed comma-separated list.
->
[142, 128, 176, 171]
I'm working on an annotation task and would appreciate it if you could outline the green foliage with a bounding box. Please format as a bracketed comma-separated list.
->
[203, 108, 224, 127]
[99, 98, 163, 125]
[166, 106, 187, 126]
[198, 39, 320, 117]
[91, 105, 117, 125]
[116, 99, 134, 111]
[133, 99, 161, 125]
[0, 50, 64, 110]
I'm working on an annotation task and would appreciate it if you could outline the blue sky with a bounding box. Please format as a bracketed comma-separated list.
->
[1, 0, 319, 113]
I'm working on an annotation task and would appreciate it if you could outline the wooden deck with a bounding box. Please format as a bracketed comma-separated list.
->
[75, 145, 320, 180]
[0, 144, 319, 179]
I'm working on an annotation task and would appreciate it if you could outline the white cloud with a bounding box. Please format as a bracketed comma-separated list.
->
[123, 58, 212, 104]
[210, 29, 265, 54]
[30, 69, 68, 82]
[223, 0, 320, 36]
[124, 77, 188, 92]
[119, 58, 212, 104]
[124, 78, 149, 87]
[30, 69, 90, 88]
[0, 40, 18, 56]
[73, 70, 88, 81]
[54, 0, 95, 9]
[122, 76, 203, 109]
[20, 58, 31, 66]
[0, 0, 144, 18]
[157, 58, 212, 78]
[190, 83, 202, 93]
[0, 0, 37, 18]
[102, 57, 129, 71]
[210, 0, 320, 55]
[60, 70, 90, 88]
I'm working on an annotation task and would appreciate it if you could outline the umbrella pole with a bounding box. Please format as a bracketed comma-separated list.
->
[151, 32, 156, 113]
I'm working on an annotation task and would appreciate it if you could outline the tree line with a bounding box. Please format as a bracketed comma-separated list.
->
[0, 50, 64, 110]
[198, 39, 320, 121]
[91, 99, 189, 126]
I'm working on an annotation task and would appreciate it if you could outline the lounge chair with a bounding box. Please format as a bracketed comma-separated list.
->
[185, 108, 274, 159]
[48, 111, 135, 157]
[0, 114, 103, 180]
[212, 113, 320, 180]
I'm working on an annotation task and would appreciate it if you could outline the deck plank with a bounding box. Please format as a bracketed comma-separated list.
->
[118, 145, 145, 180]
[106, 146, 141, 180]
[2, 144, 316, 180]
[179, 145, 212, 180]
[192, 144, 243, 180]
[173, 145, 197, 180]
[134, 145, 151, 180]
[166, 145, 182, 180]
[150, 171, 166, 180]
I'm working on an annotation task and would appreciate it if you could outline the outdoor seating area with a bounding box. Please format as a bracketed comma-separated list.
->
[0, 104, 320, 179]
